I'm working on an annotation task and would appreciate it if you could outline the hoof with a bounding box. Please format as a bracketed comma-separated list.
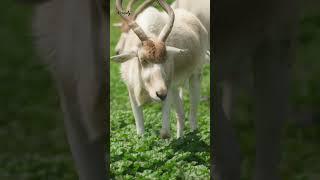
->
[137, 129, 145, 136]
[160, 129, 170, 139]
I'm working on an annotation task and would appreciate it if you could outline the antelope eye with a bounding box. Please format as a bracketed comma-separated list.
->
[137, 54, 147, 65]
[140, 58, 149, 66]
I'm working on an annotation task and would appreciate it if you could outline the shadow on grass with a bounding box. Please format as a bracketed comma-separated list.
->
[171, 131, 210, 165]
[170, 131, 210, 153]
[111, 131, 209, 178]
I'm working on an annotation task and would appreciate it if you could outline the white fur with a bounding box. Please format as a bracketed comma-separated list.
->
[171, 0, 210, 41]
[115, 7, 208, 138]
[115, 0, 210, 63]
[172, 0, 210, 64]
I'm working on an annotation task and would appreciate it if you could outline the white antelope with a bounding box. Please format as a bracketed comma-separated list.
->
[114, 0, 210, 56]
[111, 0, 208, 138]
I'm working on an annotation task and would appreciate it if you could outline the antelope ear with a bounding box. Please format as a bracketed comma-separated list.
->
[166, 46, 190, 57]
[110, 51, 137, 63]
[112, 22, 122, 27]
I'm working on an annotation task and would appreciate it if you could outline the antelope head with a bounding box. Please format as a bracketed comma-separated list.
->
[113, 0, 155, 54]
[111, 0, 189, 101]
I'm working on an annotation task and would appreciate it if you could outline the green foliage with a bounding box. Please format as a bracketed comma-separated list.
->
[110, 0, 210, 179]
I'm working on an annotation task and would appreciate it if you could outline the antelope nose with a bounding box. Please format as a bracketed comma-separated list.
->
[156, 90, 167, 101]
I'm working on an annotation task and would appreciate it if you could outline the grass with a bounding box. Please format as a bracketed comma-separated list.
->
[109, 0, 210, 179]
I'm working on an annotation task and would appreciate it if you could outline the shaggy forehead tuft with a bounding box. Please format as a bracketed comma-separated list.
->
[141, 40, 166, 64]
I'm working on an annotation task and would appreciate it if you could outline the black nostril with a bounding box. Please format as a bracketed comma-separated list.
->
[115, 50, 120, 55]
[156, 92, 167, 101]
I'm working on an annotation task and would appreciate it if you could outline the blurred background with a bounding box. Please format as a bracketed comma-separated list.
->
[0, 0, 76, 179]
[233, 1, 320, 179]
[0, 0, 319, 179]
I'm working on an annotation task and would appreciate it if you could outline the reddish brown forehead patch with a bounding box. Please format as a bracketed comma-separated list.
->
[141, 40, 166, 64]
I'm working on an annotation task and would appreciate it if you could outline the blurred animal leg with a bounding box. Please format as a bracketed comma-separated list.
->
[214, 80, 241, 180]
[56, 80, 106, 180]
